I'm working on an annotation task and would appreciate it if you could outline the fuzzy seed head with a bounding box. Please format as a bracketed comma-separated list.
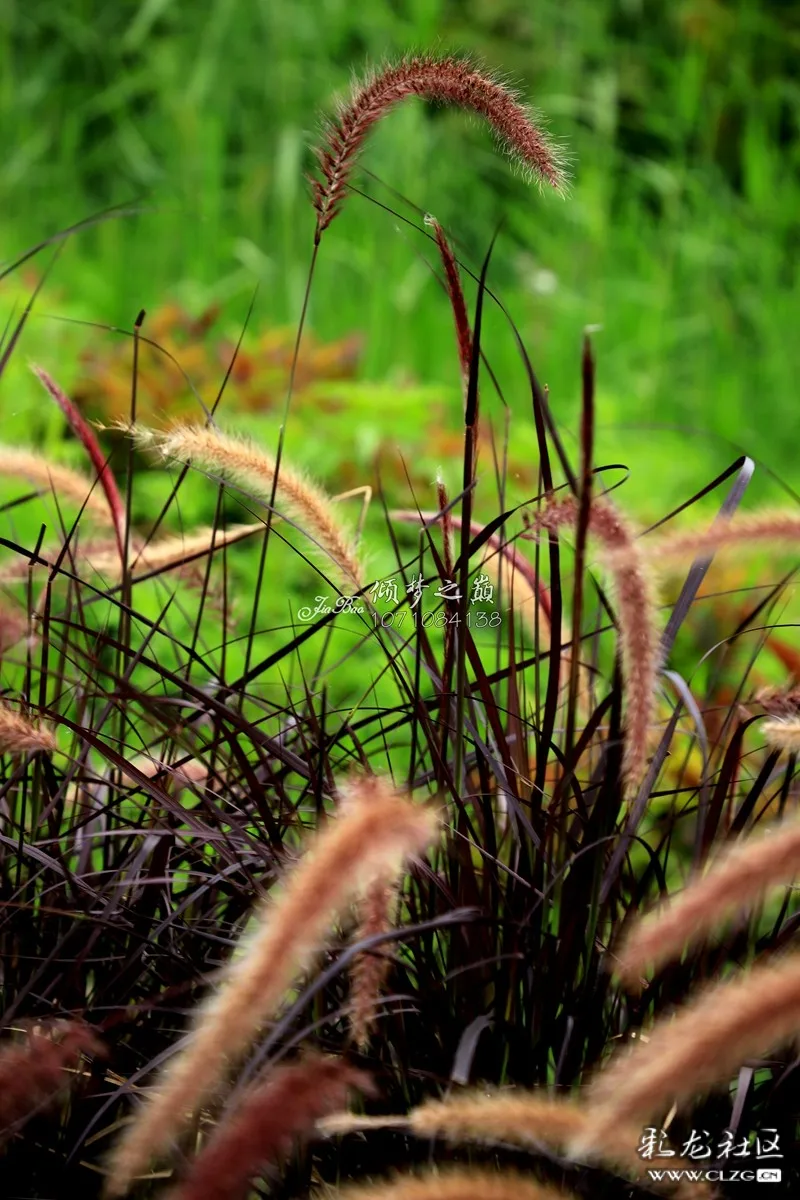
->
[131, 424, 363, 595]
[104, 774, 437, 1196]
[578, 952, 800, 1153]
[614, 814, 800, 986]
[527, 493, 660, 793]
[313, 54, 568, 234]
[0, 704, 56, 754]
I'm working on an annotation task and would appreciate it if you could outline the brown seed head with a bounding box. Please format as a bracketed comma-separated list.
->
[527, 493, 660, 793]
[577, 952, 800, 1153]
[168, 1056, 372, 1200]
[614, 814, 800, 986]
[0, 703, 56, 754]
[104, 774, 437, 1197]
[0, 1019, 103, 1144]
[313, 54, 567, 235]
[132, 424, 363, 595]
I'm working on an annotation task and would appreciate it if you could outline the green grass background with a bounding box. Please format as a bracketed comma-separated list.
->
[1, 0, 798, 568]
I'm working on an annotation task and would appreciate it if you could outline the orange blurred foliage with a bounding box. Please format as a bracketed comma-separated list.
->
[73, 301, 363, 425]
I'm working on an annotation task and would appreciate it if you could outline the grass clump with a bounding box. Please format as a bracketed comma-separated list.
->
[1, 46, 799, 1200]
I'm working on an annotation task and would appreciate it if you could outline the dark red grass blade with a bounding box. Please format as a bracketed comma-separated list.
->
[30, 364, 126, 561]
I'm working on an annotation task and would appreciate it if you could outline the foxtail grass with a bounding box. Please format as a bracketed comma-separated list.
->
[167, 1056, 372, 1200]
[614, 814, 800, 987]
[575, 952, 800, 1153]
[0, 445, 115, 525]
[131, 424, 363, 595]
[349, 874, 397, 1049]
[0, 1020, 103, 1145]
[640, 508, 800, 563]
[762, 717, 800, 753]
[313, 54, 567, 237]
[527, 492, 659, 792]
[0, 703, 56, 754]
[104, 774, 437, 1197]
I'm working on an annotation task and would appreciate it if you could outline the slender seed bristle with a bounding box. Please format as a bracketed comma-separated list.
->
[0, 703, 56, 754]
[576, 952, 800, 1154]
[755, 684, 800, 717]
[322, 1095, 710, 1197]
[527, 493, 659, 793]
[0, 525, 261, 588]
[313, 54, 568, 235]
[131, 424, 363, 594]
[104, 775, 437, 1197]
[409, 1091, 590, 1150]
[89, 524, 264, 580]
[614, 814, 800, 986]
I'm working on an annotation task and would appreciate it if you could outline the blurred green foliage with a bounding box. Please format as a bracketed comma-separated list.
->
[0, 0, 798, 513]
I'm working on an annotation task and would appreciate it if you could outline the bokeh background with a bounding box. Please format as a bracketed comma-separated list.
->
[1, 0, 798, 519]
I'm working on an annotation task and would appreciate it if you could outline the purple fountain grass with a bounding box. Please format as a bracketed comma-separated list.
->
[614, 812, 800, 987]
[322, 1092, 707, 1197]
[0, 703, 56, 754]
[312, 54, 567, 237]
[86, 523, 264, 581]
[167, 1056, 372, 1200]
[349, 874, 397, 1049]
[131, 423, 363, 595]
[0, 523, 262, 589]
[575, 952, 800, 1155]
[526, 492, 660, 793]
[390, 509, 554, 628]
[639, 508, 800, 563]
[755, 684, 800, 716]
[426, 217, 473, 386]
[409, 1090, 595, 1151]
[762, 717, 800, 753]
[0, 444, 116, 526]
[0, 598, 27, 656]
[121, 755, 211, 795]
[31, 365, 127, 560]
[0, 1020, 104, 1145]
[104, 773, 437, 1197]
